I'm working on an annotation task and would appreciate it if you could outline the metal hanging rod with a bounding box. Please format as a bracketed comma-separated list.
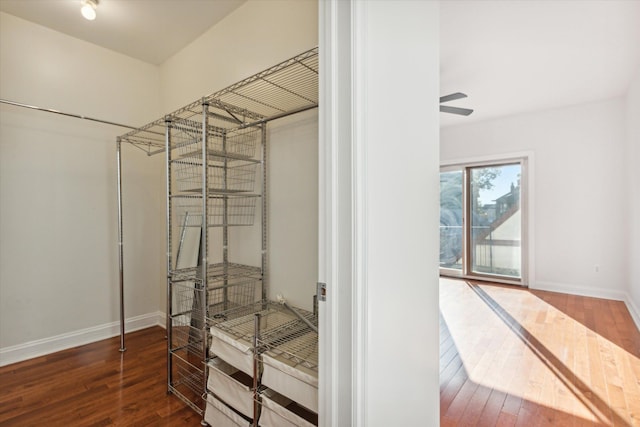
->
[0, 98, 138, 130]
[2, 97, 136, 352]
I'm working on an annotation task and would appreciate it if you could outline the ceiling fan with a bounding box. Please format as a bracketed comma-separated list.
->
[440, 92, 474, 116]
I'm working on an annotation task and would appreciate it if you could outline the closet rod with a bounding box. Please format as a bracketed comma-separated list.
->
[2, 97, 132, 353]
[0, 98, 138, 130]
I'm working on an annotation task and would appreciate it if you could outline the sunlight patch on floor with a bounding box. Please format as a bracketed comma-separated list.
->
[439, 278, 640, 425]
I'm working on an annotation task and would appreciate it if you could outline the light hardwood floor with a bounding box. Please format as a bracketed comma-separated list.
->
[1, 279, 638, 426]
[440, 277, 640, 426]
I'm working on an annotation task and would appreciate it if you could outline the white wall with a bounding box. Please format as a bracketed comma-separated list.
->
[0, 12, 165, 364]
[627, 68, 640, 326]
[441, 98, 630, 302]
[354, 2, 441, 425]
[0, 0, 319, 365]
[160, 0, 318, 112]
[159, 0, 319, 311]
[267, 110, 319, 310]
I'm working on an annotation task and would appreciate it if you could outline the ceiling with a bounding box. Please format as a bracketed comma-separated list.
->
[0, 0, 246, 65]
[440, 0, 640, 126]
[1, 0, 639, 126]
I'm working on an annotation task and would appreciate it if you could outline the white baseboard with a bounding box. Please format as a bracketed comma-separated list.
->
[532, 281, 640, 331]
[624, 294, 640, 331]
[0, 311, 165, 367]
[1, 288, 637, 369]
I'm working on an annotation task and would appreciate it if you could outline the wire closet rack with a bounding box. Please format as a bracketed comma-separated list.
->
[116, 47, 319, 423]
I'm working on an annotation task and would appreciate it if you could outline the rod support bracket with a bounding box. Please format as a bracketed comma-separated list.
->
[317, 282, 327, 302]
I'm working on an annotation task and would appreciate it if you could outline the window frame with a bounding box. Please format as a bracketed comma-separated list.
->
[440, 156, 529, 287]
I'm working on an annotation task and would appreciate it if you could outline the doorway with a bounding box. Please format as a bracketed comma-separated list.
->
[440, 160, 527, 285]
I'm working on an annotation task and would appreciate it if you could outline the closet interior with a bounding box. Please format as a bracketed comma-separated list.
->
[117, 47, 319, 426]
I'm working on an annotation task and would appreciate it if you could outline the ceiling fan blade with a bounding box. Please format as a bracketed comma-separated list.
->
[440, 105, 474, 116]
[439, 92, 467, 103]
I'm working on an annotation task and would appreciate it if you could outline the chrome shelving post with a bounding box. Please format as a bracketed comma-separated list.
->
[116, 137, 126, 352]
[261, 124, 268, 303]
[253, 313, 261, 427]
[200, 100, 210, 403]
[223, 131, 229, 310]
[164, 116, 173, 392]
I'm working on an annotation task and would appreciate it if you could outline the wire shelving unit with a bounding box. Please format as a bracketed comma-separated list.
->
[117, 47, 319, 422]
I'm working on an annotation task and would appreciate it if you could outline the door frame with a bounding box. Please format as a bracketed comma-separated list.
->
[319, 1, 441, 426]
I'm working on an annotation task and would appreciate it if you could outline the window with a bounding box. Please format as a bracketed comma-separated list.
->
[440, 160, 526, 284]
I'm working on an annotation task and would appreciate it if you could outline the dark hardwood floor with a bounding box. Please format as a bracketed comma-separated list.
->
[0, 327, 201, 426]
[1, 279, 638, 426]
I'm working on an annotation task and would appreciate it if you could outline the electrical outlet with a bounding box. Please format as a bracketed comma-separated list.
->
[595, 265, 599, 273]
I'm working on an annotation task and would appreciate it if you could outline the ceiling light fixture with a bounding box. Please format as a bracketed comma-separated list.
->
[80, 0, 98, 21]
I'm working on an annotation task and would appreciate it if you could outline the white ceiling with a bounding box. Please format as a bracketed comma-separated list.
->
[440, 0, 640, 126]
[0, 0, 246, 65]
[1, 1, 638, 126]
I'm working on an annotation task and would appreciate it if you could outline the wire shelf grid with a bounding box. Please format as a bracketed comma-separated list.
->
[171, 262, 261, 282]
[255, 303, 318, 375]
[173, 194, 258, 227]
[171, 280, 207, 327]
[118, 118, 165, 149]
[170, 315, 206, 357]
[173, 160, 258, 194]
[208, 278, 261, 318]
[208, 47, 318, 120]
[118, 47, 318, 153]
[208, 302, 315, 350]
[170, 351, 205, 410]
[260, 328, 318, 372]
[172, 274, 261, 322]
[172, 121, 260, 161]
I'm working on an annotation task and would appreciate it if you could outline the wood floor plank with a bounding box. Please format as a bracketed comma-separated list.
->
[0, 327, 202, 426]
[458, 380, 493, 426]
[444, 376, 480, 422]
[440, 278, 640, 427]
[495, 411, 518, 427]
[477, 388, 508, 427]
[2, 278, 638, 426]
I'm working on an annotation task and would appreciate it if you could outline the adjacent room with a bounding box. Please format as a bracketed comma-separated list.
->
[439, 1, 640, 424]
[0, 1, 638, 426]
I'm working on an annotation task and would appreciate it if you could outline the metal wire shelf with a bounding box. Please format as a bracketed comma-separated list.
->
[170, 280, 207, 330]
[170, 352, 205, 413]
[207, 47, 318, 121]
[171, 269, 261, 322]
[258, 317, 318, 415]
[208, 301, 315, 346]
[208, 279, 261, 318]
[173, 194, 259, 227]
[260, 328, 318, 372]
[171, 262, 262, 282]
[173, 160, 258, 194]
[170, 316, 205, 357]
[257, 303, 318, 374]
[118, 47, 318, 154]
[172, 123, 260, 161]
[208, 301, 290, 337]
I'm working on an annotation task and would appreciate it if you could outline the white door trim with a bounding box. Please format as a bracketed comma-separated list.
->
[319, 1, 441, 426]
[318, 1, 359, 426]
